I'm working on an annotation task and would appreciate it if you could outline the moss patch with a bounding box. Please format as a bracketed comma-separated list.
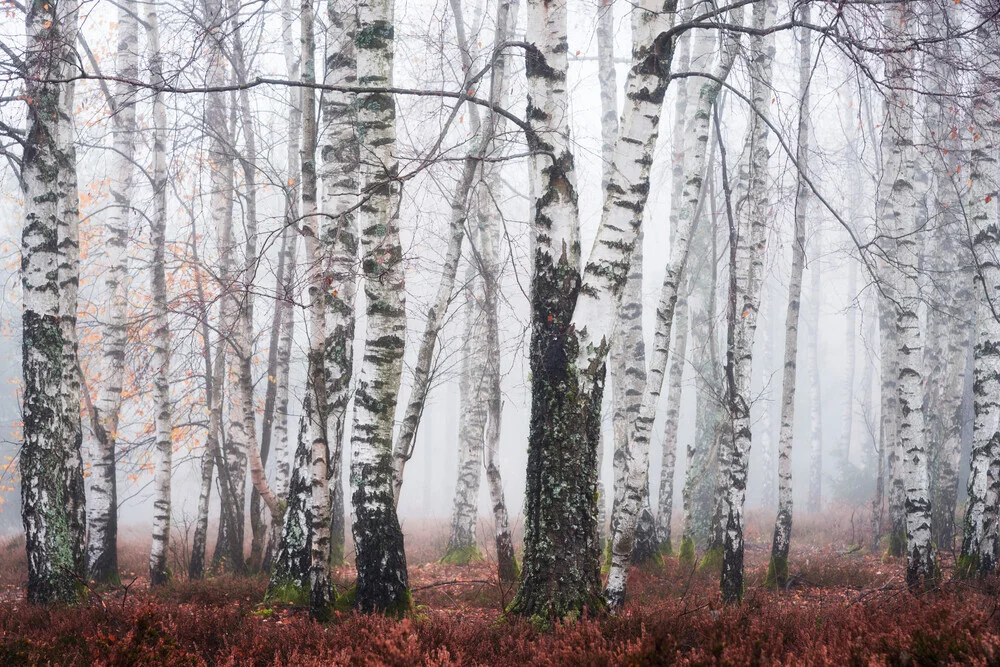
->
[765, 554, 788, 590]
[439, 545, 484, 566]
[678, 537, 696, 568]
[699, 546, 723, 573]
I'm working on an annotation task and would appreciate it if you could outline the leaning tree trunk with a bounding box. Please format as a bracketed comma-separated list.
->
[767, 7, 810, 588]
[959, 82, 1000, 578]
[20, 0, 87, 605]
[350, 0, 410, 615]
[511, 0, 682, 618]
[443, 0, 494, 565]
[720, 0, 776, 604]
[608, 0, 740, 608]
[147, 2, 173, 587]
[880, 3, 934, 588]
[321, 0, 360, 569]
[86, 0, 137, 586]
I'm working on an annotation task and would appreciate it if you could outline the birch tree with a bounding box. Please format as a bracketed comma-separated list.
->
[20, 0, 86, 603]
[959, 75, 1000, 577]
[719, 0, 776, 603]
[86, 0, 138, 586]
[878, 2, 934, 588]
[606, 6, 742, 610]
[767, 7, 810, 587]
[321, 0, 360, 569]
[147, 0, 173, 587]
[301, 0, 335, 619]
[350, 0, 410, 614]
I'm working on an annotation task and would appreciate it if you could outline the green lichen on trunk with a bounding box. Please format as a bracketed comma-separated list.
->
[508, 249, 605, 621]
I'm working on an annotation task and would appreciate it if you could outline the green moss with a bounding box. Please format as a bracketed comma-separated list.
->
[955, 553, 977, 579]
[888, 529, 906, 558]
[333, 585, 356, 613]
[659, 540, 674, 558]
[678, 537, 696, 567]
[329, 541, 345, 568]
[439, 545, 484, 566]
[601, 539, 612, 575]
[382, 587, 412, 619]
[265, 581, 309, 606]
[765, 554, 788, 590]
[699, 546, 723, 573]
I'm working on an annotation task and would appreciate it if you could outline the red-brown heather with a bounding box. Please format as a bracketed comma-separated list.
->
[2, 512, 998, 665]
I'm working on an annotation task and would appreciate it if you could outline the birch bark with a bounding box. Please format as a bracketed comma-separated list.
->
[350, 0, 410, 614]
[720, 0, 776, 603]
[321, 0, 360, 568]
[767, 8, 810, 586]
[960, 80, 1000, 577]
[20, 0, 87, 604]
[147, 0, 173, 587]
[87, 0, 137, 585]
[879, 3, 934, 587]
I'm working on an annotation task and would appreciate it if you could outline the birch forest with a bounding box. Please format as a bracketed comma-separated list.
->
[3, 0, 1000, 662]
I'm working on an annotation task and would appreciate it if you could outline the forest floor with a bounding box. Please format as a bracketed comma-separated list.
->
[1, 510, 999, 665]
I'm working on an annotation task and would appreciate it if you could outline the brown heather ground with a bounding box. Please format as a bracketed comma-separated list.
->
[1, 509, 999, 665]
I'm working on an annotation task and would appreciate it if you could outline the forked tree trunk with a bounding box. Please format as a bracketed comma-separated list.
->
[264, 0, 302, 569]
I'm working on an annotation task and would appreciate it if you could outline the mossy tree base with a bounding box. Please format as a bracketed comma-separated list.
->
[440, 544, 484, 566]
[678, 537, 696, 567]
[765, 554, 788, 590]
[699, 546, 723, 573]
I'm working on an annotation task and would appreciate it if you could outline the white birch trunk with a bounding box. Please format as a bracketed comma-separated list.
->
[806, 228, 823, 514]
[605, 9, 742, 610]
[300, 0, 334, 619]
[960, 83, 1000, 577]
[879, 4, 934, 586]
[720, 0, 776, 603]
[350, 0, 410, 614]
[768, 8, 809, 586]
[265, 0, 302, 566]
[321, 0, 360, 568]
[147, 1, 173, 587]
[87, 0, 137, 585]
[20, 0, 87, 604]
